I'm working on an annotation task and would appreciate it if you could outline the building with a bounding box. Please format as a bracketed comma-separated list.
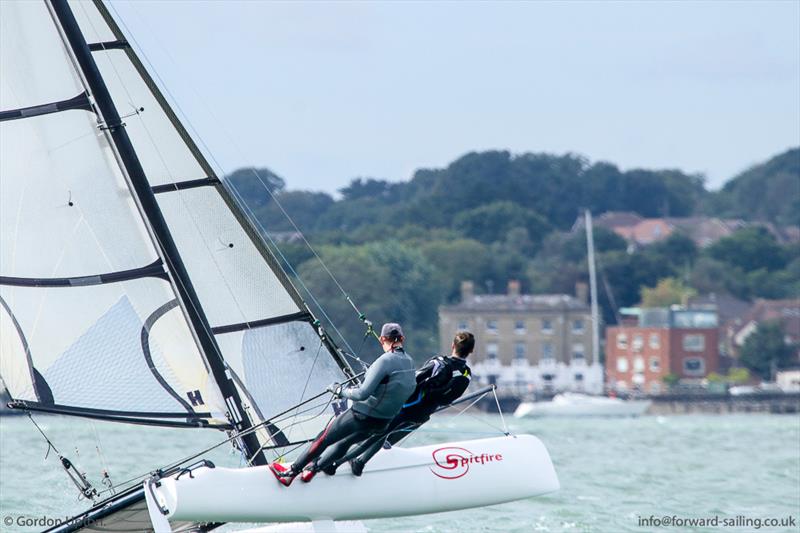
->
[571, 212, 799, 249]
[605, 306, 720, 394]
[439, 280, 602, 395]
[730, 299, 800, 360]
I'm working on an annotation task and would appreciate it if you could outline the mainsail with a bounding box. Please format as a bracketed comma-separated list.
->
[1, 0, 353, 472]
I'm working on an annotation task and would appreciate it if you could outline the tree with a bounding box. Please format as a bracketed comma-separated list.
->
[739, 321, 796, 380]
[297, 242, 442, 360]
[707, 227, 788, 273]
[452, 201, 550, 247]
[708, 148, 800, 226]
[640, 277, 697, 307]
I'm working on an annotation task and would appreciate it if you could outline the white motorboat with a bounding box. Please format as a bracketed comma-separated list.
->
[514, 392, 652, 417]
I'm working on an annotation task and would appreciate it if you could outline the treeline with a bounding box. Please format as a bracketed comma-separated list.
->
[227, 148, 800, 359]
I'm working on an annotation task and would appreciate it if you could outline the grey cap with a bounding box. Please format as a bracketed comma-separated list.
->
[380, 322, 404, 338]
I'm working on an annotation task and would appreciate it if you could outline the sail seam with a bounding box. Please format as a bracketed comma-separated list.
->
[0, 259, 168, 287]
[211, 311, 313, 335]
[0, 92, 93, 122]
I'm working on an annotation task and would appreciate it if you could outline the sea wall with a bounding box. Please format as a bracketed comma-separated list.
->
[648, 393, 800, 415]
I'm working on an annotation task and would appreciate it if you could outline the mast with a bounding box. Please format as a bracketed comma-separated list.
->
[89, 0, 353, 379]
[584, 210, 601, 380]
[48, 0, 266, 466]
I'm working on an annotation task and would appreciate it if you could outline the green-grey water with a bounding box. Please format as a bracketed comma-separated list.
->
[1, 414, 798, 532]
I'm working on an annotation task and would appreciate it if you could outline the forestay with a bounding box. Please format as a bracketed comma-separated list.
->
[1, 0, 352, 450]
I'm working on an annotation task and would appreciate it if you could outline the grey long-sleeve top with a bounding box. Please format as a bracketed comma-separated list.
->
[340, 348, 416, 419]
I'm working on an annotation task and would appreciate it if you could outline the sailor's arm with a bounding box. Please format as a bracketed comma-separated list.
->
[339, 356, 389, 401]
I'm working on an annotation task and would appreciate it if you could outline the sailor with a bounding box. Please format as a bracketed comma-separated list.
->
[345, 330, 474, 476]
[268, 323, 415, 486]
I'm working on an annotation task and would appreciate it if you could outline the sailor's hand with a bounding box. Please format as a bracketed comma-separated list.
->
[327, 382, 342, 397]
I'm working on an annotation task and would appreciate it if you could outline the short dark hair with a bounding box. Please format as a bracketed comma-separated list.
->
[453, 331, 475, 357]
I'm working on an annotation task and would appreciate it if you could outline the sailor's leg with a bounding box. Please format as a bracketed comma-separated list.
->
[315, 431, 368, 474]
[384, 418, 425, 446]
[291, 409, 356, 473]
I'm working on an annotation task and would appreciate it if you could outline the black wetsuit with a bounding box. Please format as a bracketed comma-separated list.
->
[344, 354, 471, 471]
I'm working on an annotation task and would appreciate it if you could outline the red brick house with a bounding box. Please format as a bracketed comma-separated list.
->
[605, 307, 720, 393]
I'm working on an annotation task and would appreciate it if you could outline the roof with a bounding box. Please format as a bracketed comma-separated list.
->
[441, 293, 589, 313]
[733, 299, 800, 341]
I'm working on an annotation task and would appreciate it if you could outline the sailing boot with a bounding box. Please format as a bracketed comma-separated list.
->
[349, 458, 365, 477]
[268, 462, 297, 487]
[300, 465, 318, 483]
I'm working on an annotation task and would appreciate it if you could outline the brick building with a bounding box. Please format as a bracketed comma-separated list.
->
[606, 307, 719, 394]
[439, 280, 602, 395]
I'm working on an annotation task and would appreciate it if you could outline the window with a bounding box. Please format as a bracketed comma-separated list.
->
[572, 319, 584, 334]
[632, 334, 644, 351]
[515, 320, 526, 334]
[649, 357, 660, 372]
[486, 342, 498, 361]
[649, 333, 660, 349]
[514, 342, 526, 363]
[457, 319, 469, 331]
[541, 342, 554, 361]
[633, 356, 645, 372]
[617, 333, 628, 349]
[617, 356, 629, 373]
[683, 357, 705, 376]
[682, 334, 705, 352]
[572, 343, 585, 361]
[541, 318, 553, 334]
[574, 373, 584, 382]
[486, 320, 498, 334]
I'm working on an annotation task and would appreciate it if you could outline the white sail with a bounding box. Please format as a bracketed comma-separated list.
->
[0, 0, 227, 424]
[1, 0, 351, 449]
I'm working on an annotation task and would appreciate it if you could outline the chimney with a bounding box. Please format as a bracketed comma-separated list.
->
[576, 282, 588, 304]
[460, 281, 474, 302]
[507, 280, 521, 297]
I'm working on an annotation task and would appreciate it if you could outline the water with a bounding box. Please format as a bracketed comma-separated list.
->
[1, 414, 798, 532]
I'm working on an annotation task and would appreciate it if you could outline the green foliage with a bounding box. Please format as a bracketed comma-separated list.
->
[739, 321, 797, 380]
[452, 201, 550, 247]
[662, 373, 680, 387]
[222, 147, 798, 365]
[708, 148, 800, 226]
[296, 242, 442, 361]
[707, 227, 788, 273]
[640, 277, 697, 307]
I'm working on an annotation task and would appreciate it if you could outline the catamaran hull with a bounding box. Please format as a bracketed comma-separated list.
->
[152, 434, 558, 523]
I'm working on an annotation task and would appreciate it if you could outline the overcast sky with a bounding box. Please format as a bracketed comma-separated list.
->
[108, 0, 800, 194]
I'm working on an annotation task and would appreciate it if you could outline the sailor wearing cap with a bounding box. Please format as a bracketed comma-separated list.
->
[268, 323, 416, 486]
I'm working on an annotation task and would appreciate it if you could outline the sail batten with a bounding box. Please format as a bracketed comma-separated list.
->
[2, 0, 352, 463]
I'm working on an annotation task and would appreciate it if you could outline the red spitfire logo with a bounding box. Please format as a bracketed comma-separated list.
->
[430, 446, 504, 479]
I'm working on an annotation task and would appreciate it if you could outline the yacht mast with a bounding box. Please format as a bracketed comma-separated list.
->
[584, 210, 601, 379]
[48, 0, 266, 465]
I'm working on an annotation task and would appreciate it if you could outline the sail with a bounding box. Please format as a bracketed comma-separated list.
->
[0, 0, 232, 426]
[2, 0, 352, 449]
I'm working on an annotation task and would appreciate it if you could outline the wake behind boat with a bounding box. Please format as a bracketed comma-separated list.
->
[514, 392, 652, 418]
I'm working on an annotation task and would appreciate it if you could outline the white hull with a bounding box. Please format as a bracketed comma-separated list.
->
[514, 394, 652, 418]
[151, 435, 558, 524]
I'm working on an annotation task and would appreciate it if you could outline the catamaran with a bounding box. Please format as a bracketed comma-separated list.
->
[0, 1, 559, 531]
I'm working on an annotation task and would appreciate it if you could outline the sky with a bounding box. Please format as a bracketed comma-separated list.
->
[108, 0, 800, 194]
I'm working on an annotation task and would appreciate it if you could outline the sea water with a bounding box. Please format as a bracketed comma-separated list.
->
[1, 413, 798, 532]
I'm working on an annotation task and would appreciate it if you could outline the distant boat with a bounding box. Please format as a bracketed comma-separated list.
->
[514, 393, 652, 418]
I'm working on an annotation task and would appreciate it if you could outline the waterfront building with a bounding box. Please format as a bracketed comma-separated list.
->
[605, 306, 720, 394]
[439, 280, 602, 395]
